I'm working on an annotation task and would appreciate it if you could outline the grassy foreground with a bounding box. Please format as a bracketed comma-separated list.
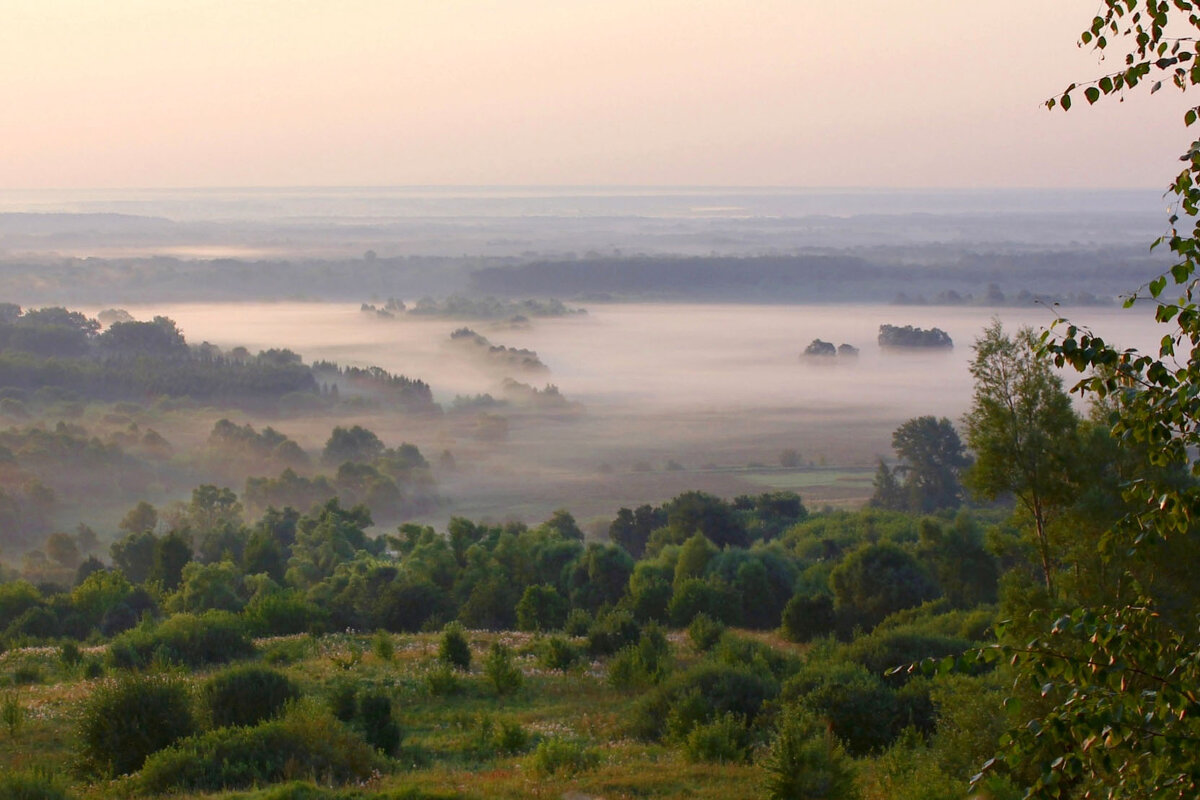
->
[0, 628, 778, 800]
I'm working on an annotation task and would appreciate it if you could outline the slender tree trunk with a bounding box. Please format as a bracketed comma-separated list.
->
[1033, 497, 1054, 596]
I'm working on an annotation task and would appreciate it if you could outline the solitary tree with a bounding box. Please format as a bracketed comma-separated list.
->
[962, 322, 1078, 595]
[874, 416, 970, 512]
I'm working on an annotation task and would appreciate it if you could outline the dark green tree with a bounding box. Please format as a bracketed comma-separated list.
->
[886, 416, 970, 512]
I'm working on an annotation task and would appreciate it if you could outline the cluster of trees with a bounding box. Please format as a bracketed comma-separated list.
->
[448, 328, 548, 372]
[0, 305, 441, 416]
[394, 295, 583, 319]
[877, 324, 953, 349]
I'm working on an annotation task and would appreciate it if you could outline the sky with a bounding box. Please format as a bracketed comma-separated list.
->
[0, 0, 1194, 189]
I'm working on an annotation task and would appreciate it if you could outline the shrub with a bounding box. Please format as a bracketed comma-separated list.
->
[3, 691, 24, 736]
[438, 622, 471, 671]
[78, 673, 196, 777]
[515, 584, 568, 632]
[202, 665, 300, 728]
[683, 712, 750, 763]
[137, 701, 380, 793]
[261, 637, 312, 666]
[844, 628, 972, 687]
[108, 611, 253, 668]
[563, 608, 592, 636]
[483, 643, 523, 696]
[371, 630, 395, 661]
[713, 635, 801, 681]
[687, 612, 726, 652]
[425, 664, 464, 696]
[537, 635, 579, 671]
[783, 659, 898, 756]
[608, 624, 673, 690]
[328, 680, 359, 722]
[357, 689, 402, 755]
[780, 593, 836, 643]
[472, 713, 532, 756]
[59, 641, 81, 668]
[11, 664, 41, 685]
[491, 718, 531, 754]
[629, 662, 779, 742]
[0, 769, 72, 800]
[529, 739, 599, 776]
[668, 578, 741, 627]
[762, 704, 859, 800]
[586, 608, 640, 657]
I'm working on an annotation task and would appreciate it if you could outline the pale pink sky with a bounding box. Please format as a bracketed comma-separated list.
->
[0, 1, 1192, 189]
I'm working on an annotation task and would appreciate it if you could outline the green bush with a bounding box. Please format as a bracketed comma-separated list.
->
[438, 622, 471, 671]
[261, 637, 312, 666]
[780, 593, 836, 643]
[472, 713, 532, 756]
[529, 738, 599, 776]
[372, 630, 395, 661]
[515, 584, 568, 631]
[78, 672, 197, 777]
[687, 612, 726, 651]
[108, 611, 254, 668]
[483, 643, 523, 696]
[713, 634, 800, 681]
[563, 608, 592, 636]
[357, 689, 402, 755]
[783, 659, 898, 756]
[537, 635, 579, 671]
[608, 624, 673, 690]
[585, 608, 640, 656]
[629, 662, 779, 741]
[762, 704, 859, 800]
[683, 712, 750, 763]
[844, 628, 973, 686]
[137, 701, 380, 793]
[425, 664, 464, 696]
[202, 665, 300, 728]
[0, 769, 73, 800]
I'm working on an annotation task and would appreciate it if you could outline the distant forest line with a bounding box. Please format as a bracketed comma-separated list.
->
[0, 244, 1164, 306]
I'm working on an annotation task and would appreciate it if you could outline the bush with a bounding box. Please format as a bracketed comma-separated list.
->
[472, 713, 532, 756]
[563, 608, 592, 636]
[586, 608, 640, 657]
[137, 701, 380, 793]
[0, 769, 72, 800]
[78, 673, 196, 777]
[713, 635, 801, 681]
[687, 612, 726, 652]
[529, 739, 599, 776]
[483, 643, 523, 696]
[668, 578, 742, 627]
[357, 689, 402, 755]
[425, 664, 464, 696]
[537, 635, 579, 671]
[780, 593, 837, 643]
[438, 622, 471, 671]
[683, 712, 750, 763]
[515, 584, 568, 631]
[844, 628, 972, 687]
[202, 665, 300, 728]
[783, 659, 898, 756]
[608, 624, 673, 690]
[108, 611, 254, 668]
[762, 704, 859, 800]
[372, 630, 395, 661]
[629, 662, 779, 741]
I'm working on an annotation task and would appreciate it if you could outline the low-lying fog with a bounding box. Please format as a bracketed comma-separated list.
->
[107, 301, 1163, 526]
